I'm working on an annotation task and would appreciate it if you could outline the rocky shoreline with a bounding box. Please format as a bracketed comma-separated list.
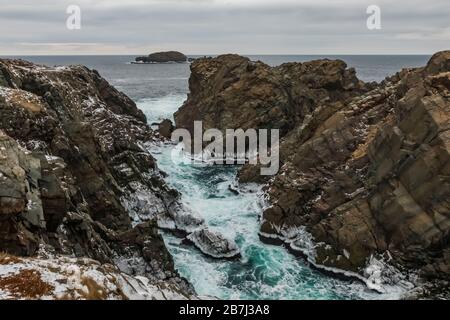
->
[174, 52, 450, 297]
[0, 57, 265, 299]
[0, 59, 199, 299]
[1, 51, 449, 299]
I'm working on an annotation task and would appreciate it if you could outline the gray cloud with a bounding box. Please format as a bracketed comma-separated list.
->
[0, 0, 448, 54]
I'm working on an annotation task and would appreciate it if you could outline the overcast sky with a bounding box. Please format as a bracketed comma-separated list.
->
[0, 0, 449, 55]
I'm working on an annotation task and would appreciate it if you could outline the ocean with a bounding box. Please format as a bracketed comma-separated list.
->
[2, 54, 431, 299]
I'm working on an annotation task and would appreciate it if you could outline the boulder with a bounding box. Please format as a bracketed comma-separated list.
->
[157, 119, 175, 139]
[186, 228, 240, 259]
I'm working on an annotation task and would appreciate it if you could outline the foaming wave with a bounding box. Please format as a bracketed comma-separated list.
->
[137, 94, 186, 123]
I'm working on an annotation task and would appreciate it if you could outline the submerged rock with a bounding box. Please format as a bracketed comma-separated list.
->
[186, 228, 240, 259]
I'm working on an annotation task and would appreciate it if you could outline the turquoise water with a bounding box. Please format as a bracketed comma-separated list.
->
[139, 96, 400, 300]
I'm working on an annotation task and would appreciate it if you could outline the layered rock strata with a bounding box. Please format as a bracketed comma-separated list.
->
[174, 52, 450, 292]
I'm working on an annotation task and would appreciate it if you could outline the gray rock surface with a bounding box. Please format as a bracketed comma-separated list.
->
[0, 59, 195, 297]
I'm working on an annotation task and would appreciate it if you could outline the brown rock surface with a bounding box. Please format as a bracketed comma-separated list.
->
[174, 52, 450, 283]
[157, 119, 175, 139]
[175, 54, 366, 137]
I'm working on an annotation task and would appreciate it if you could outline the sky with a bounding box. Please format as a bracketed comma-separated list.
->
[0, 0, 449, 55]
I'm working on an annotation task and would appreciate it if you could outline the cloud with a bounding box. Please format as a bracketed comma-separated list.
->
[0, 0, 449, 54]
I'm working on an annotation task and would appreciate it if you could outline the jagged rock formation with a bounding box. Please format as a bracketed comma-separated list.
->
[135, 51, 187, 64]
[174, 52, 450, 289]
[0, 59, 196, 298]
[175, 54, 367, 137]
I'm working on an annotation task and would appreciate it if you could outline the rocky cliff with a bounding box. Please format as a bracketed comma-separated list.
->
[174, 53, 450, 292]
[0, 59, 196, 299]
[175, 55, 368, 135]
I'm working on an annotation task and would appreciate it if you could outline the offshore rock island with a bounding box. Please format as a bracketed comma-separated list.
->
[134, 51, 188, 64]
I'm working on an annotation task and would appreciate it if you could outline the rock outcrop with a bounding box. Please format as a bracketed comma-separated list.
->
[174, 52, 450, 289]
[156, 119, 175, 139]
[175, 54, 367, 137]
[186, 228, 240, 259]
[135, 51, 187, 64]
[0, 59, 195, 298]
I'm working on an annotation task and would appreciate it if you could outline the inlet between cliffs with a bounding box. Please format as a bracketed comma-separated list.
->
[138, 95, 409, 300]
[82, 54, 429, 300]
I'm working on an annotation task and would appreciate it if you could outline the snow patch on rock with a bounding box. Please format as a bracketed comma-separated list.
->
[0, 253, 195, 300]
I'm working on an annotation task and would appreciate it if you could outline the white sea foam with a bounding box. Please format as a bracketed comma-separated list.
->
[137, 94, 186, 123]
[259, 221, 416, 298]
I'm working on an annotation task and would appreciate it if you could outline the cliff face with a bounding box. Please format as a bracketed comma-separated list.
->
[174, 52, 450, 286]
[175, 54, 367, 137]
[0, 59, 195, 299]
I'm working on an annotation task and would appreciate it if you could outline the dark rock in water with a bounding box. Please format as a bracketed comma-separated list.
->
[157, 119, 175, 139]
[186, 228, 240, 259]
[135, 51, 187, 64]
[0, 58, 196, 298]
[174, 52, 450, 287]
[228, 184, 239, 195]
[157, 202, 205, 235]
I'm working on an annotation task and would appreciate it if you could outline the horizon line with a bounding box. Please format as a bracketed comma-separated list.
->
[0, 53, 435, 57]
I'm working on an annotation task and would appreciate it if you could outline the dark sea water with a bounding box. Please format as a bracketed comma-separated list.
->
[2, 54, 430, 299]
[3, 55, 430, 98]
